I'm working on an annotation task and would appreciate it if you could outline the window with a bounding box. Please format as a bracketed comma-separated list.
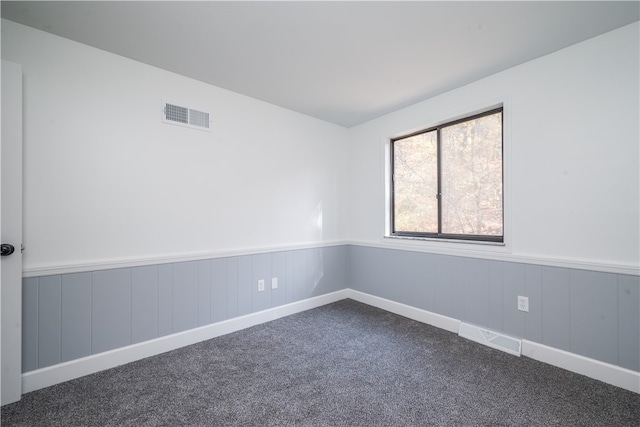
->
[390, 108, 503, 243]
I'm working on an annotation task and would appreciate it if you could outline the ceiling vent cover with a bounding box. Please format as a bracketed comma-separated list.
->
[162, 101, 212, 131]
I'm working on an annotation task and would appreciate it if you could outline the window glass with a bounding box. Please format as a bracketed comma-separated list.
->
[391, 108, 503, 242]
[441, 112, 503, 237]
[393, 131, 438, 233]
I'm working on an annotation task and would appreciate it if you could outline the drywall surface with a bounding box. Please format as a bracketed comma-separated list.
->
[347, 22, 639, 272]
[1, 20, 349, 271]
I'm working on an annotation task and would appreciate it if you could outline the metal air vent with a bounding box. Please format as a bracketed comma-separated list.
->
[162, 101, 212, 131]
[458, 322, 522, 356]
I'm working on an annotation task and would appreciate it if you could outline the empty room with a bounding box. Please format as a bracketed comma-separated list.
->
[1, 1, 639, 425]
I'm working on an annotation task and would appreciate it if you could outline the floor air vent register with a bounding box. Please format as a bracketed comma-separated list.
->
[458, 322, 522, 356]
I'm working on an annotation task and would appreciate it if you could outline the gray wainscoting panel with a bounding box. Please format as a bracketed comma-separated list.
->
[390, 250, 409, 306]
[541, 266, 571, 351]
[618, 274, 640, 371]
[172, 261, 199, 333]
[320, 245, 347, 296]
[21, 245, 639, 375]
[308, 248, 323, 298]
[131, 266, 159, 344]
[286, 251, 295, 304]
[61, 273, 91, 363]
[22, 278, 39, 372]
[21, 247, 348, 373]
[487, 260, 504, 333]
[211, 258, 228, 323]
[271, 251, 288, 308]
[38, 276, 61, 368]
[92, 269, 132, 354]
[432, 255, 455, 318]
[358, 246, 383, 297]
[347, 245, 640, 372]
[368, 246, 386, 297]
[379, 248, 400, 302]
[226, 257, 239, 318]
[451, 256, 466, 321]
[237, 256, 253, 316]
[346, 245, 364, 293]
[370, 247, 386, 298]
[501, 262, 526, 338]
[252, 253, 272, 313]
[198, 260, 212, 326]
[463, 258, 490, 328]
[346, 245, 361, 292]
[524, 265, 543, 343]
[158, 264, 173, 337]
[409, 250, 432, 312]
[570, 270, 618, 365]
[293, 249, 309, 302]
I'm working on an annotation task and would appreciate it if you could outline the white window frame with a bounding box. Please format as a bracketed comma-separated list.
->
[383, 97, 512, 253]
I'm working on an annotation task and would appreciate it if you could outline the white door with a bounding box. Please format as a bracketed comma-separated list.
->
[1, 60, 23, 405]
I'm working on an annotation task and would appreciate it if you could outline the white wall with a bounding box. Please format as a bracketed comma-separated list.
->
[2, 19, 638, 274]
[1, 20, 350, 272]
[347, 22, 639, 272]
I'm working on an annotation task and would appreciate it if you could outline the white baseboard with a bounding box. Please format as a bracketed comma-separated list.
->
[21, 288, 639, 396]
[522, 340, 640, 394]
[21, 289, 349, 394]
[346, 290, 639, 394]
[345, 289, 460, 333]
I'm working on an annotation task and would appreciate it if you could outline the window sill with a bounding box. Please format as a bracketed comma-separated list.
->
[384, 234, 505, 247]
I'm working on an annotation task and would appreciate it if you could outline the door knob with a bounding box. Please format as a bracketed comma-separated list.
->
[1, 244, 15, 256]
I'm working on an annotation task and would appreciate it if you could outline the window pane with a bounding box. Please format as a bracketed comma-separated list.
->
[393, 131, 438, 233]
[441, 112, 502, 236]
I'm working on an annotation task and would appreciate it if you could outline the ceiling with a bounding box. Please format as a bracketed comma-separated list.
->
[2, 1, 639, 127]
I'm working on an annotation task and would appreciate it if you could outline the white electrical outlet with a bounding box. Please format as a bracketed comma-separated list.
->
[271, 277, 278, 289]
[517, 296, 529, 312]
[258, 279, 265, 292]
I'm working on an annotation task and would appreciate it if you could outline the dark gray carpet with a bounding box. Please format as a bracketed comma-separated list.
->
[2, 299, 639, 426]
